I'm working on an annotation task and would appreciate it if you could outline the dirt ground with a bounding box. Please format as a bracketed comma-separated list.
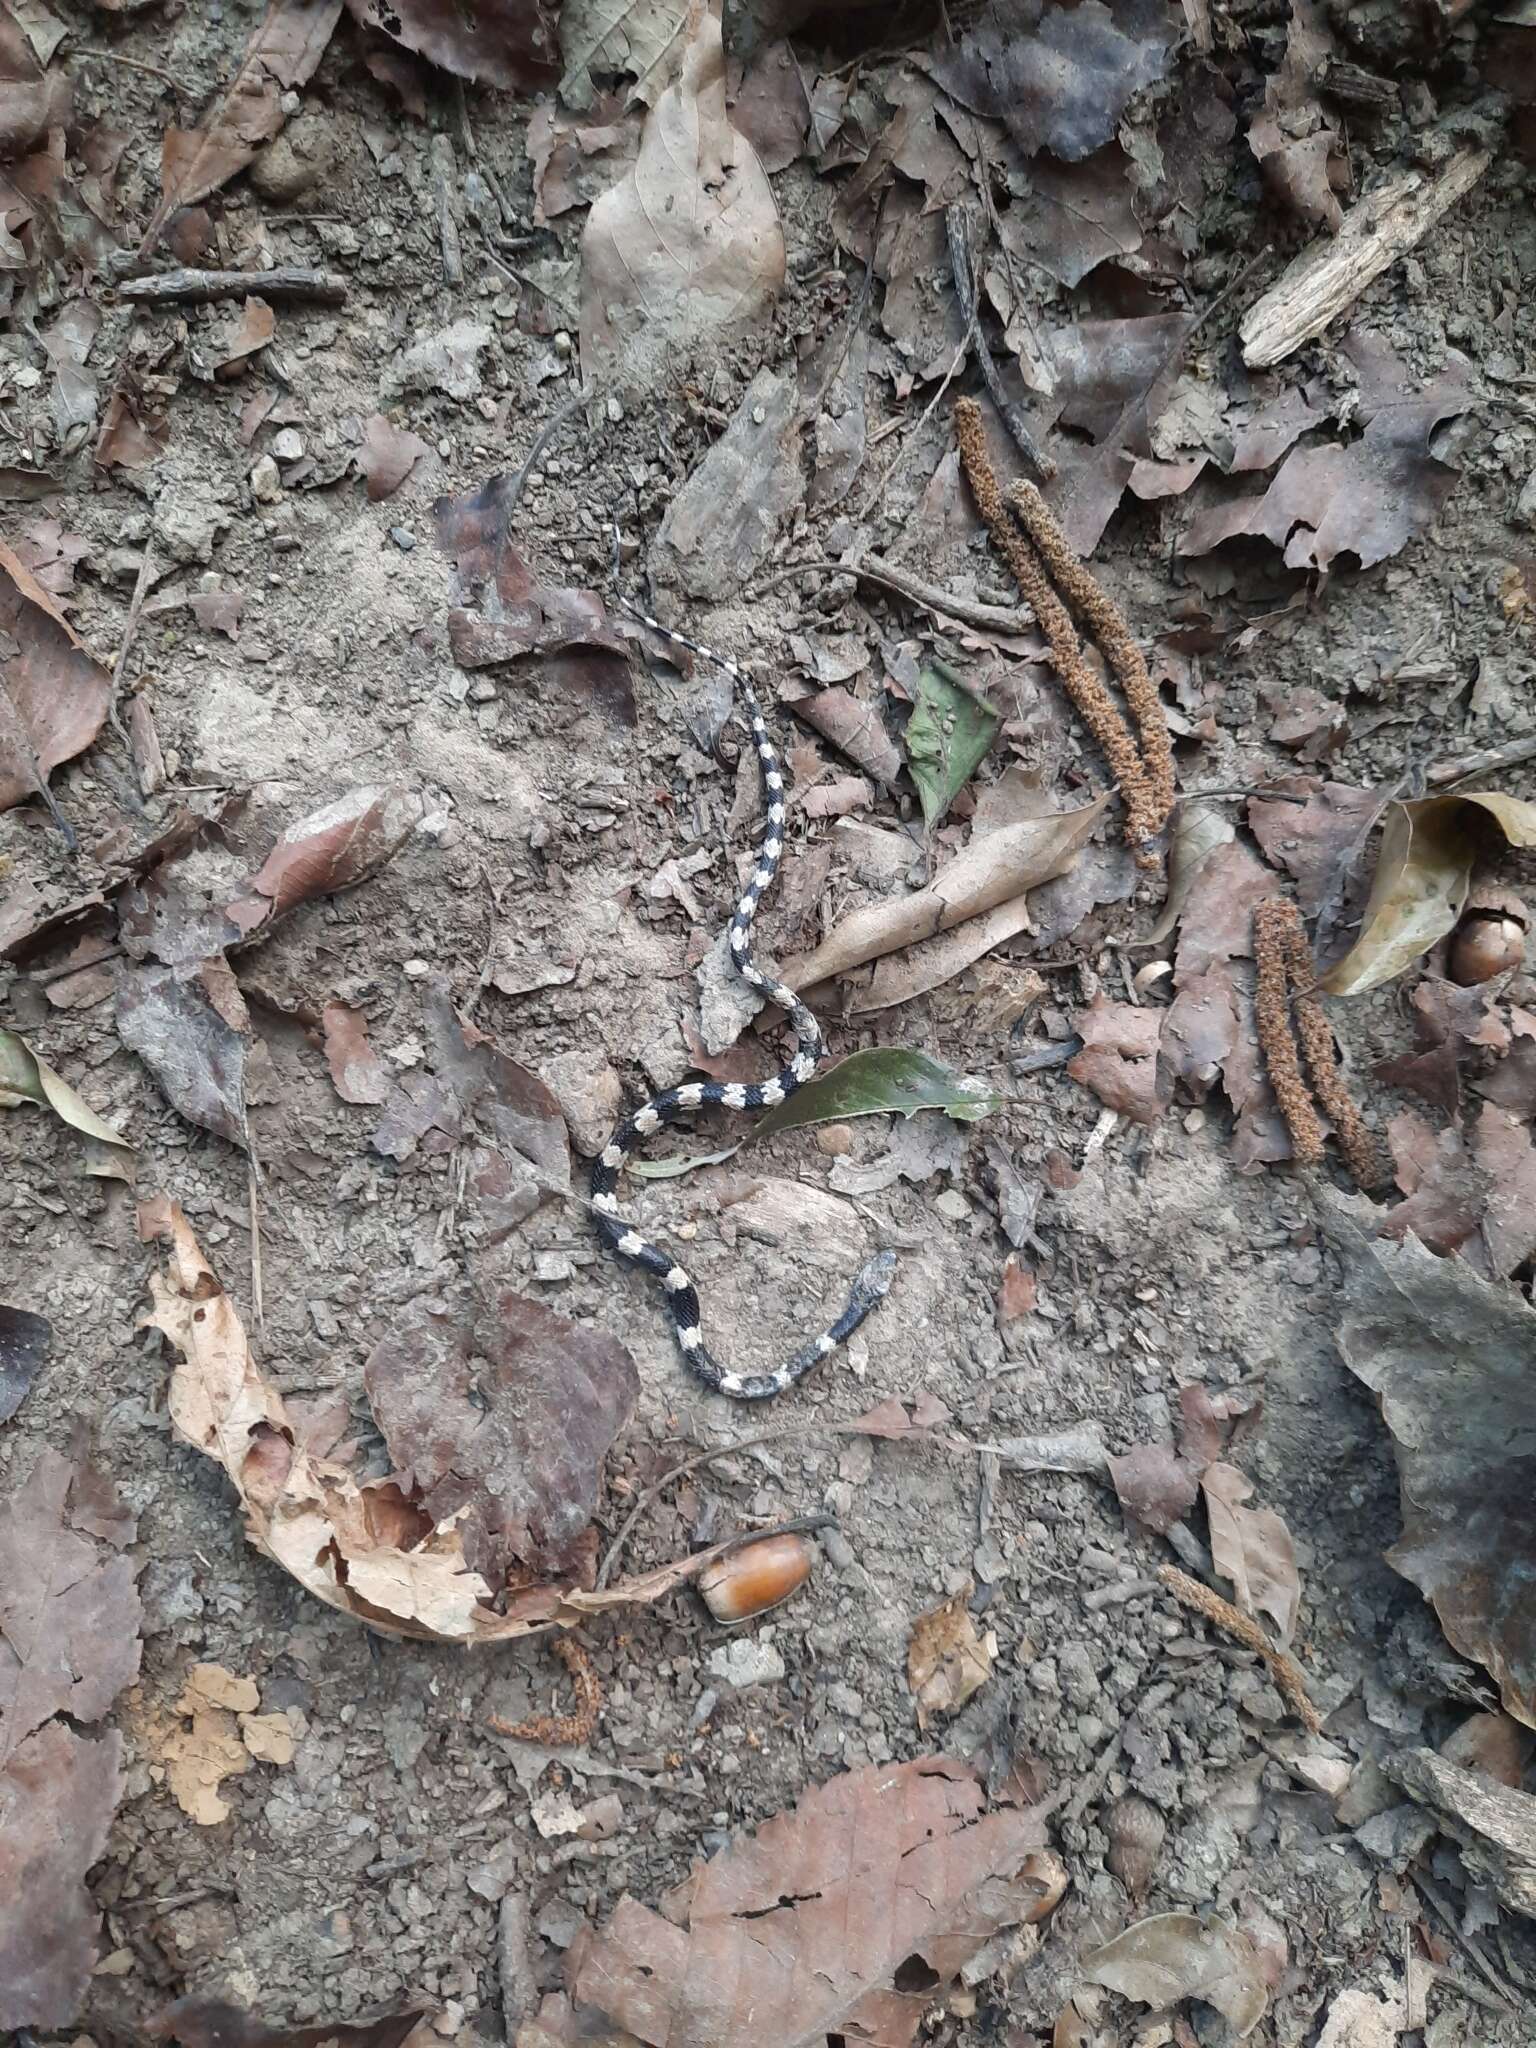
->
[4, 3, 1536, 2045]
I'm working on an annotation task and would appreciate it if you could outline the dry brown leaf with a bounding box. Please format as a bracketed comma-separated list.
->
[142, 1203, 744, 1644]
[1375, 978, 1506, 1117]
[190, 583, 243, 638]
[363, 1291, 639, 1586]
[580, 0, 784, 388]
[907, 1588, 995, 1727]
[226, 784, 423, 937]
[358, 413, 431, 502]
[1247, 0, 1346, 231]
[996, 144, 1141, 290]
[1325, 1195, 1536, 1726]
[536, 1758, 1053, 2048]
[999, 1254, 1037, 1321]
[116, 959, 250, 1149]
[0, 6, 70, 156]
[802, 773, 871, 819]
[785, 797, 1106, 994]
[321, 1001, 389, 1106]
[0, 1445, 141, 1766]
[210, 294, 275, 378]
[435, 478, 636, 724]
[0, 1720, 122, 2029]
[558, 0, 686, 110]
[527, 94, 642, 222]
[344, 0, 558, 87]
[793, 685, 900, 784]
[152, 2000, 425, 2048]
[1108, 1442, 1200, 1536]
[1084, 1910, 1270, 2036]
[143, 0, 344, 251]
[1382, 1111, 1490, 1257]
[1069, 994, 1171, 1124]
[0, 538, 110, 813]
[848, 1390, 954, 1439]
[155, 1664, 293, 1822]
[1201, 1460, 1301, 1648]
[1440, 1710, 1534, 1791]
[731, 35, 810, 172]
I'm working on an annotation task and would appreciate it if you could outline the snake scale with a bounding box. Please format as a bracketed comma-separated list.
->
[589, 603, 896, 1400]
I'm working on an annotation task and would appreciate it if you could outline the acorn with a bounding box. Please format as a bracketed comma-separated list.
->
[1104, 1792, 1166, 1900]
[698, 1531, 815, 1624]
[1449, 887, 1529, 986]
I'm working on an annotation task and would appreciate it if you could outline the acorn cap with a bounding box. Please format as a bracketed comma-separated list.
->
[1462, 884, 1530, 929]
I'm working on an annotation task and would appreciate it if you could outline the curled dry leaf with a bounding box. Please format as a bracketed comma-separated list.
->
[0, 1302, 49, 1424]
[358, 413, 431, 502]
[529, 1758, 1052, 2048]
[143, 0, 344, 250]
[795, 684, 901, 785]
[141, 1204, 741, 1643]
[227, 784, 424, 938]
[1324, 1195, 1536, 1726]
[1320, 791, 1536, 998]
[0, 6, 71, 156]
[580, 0, 784, 388]
[1201, 1460, 1301, 1647]
[0, 538, 111, 813]
[785, 798, 1106, 995]
[343, 0, 557, 88]
[0, 1027, 131, 1171]
[907, 1587, 995, 1727]
[1084, 1910, 1270, 2036]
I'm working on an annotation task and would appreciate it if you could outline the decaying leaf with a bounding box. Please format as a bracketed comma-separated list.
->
[795, 683, 901, 785]
[435, 478, 636, 723]
[1069, 995, 1171, 1124]
[558, 0, 687, 110]
[849, 1390, 954, 1440]
[1385, 1748, 1536, 1920]
[0, 1721, 123, 2029]
[0, 5, 70, 157]
[0, 538, 111, 813]
[358, 413, 431, 502]
[142, 1204, 740, 1643]
[527, 1758, 1054, 2048]
[143, 0, 344, 249]
[1146, 797, 1234, 945]
[151, 2001, 425, 2048]
[928, 0, 1174, 164]
[1084, 1911, 1270, 2036]
[227, 784, 424, 937]
[1320, 790, 1536, 997]
[321, 1002, 390, 1106]
[1108, 1441, 1199, 1536]
[907, 1588, 995, 1727]
[116, 961, 250, 1150]
[363, 1291, 639, 1586]
[786, 798, 1107, 995]
[904, 661, 1001, 828]
[1247, 0, 1345, 231]
[157, 1663, 293, 1824]
[0, 1027, 132, 1169]
[1325, 1196, 1536, 1726]
[580, 0, 784, 388]
[1202, 1460, 1301, 1648]
[343, 0, 558, 88]
[0, 1304, 48, 1425]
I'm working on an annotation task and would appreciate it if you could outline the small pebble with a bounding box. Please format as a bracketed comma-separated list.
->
[271, 427, 305, 462]
[390, 526, 416, 551]
[933, 1189, 972, 1224]
[816, 1123, 853, 1156]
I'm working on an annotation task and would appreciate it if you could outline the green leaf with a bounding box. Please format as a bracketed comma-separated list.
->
[1319, 790, 1536, 997]
[903, 661, 1001, 829]
[625, 1049, 1001, 1181]
[0, 1027, 133, 1171]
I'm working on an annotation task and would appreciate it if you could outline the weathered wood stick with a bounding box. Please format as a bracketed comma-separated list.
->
[119, 266, 348, 307]
[1239, 147, 1491, 369]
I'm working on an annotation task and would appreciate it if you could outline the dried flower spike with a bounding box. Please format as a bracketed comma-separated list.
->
[488, 1632, 601, 1746]
[1254, 896, 1380, 1186]
[699, 1531, 815, 1624]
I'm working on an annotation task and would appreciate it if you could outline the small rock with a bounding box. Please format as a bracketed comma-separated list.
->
[249, 455, 282, 505]
[1516, 470, 1536, 532]
[466, 678, 498, 704]
[250, 114, 335, 203]
[271, 427, 305, 462]
[933, 1188, 972, 1225]
[817, 1123, 854, 1156]
[389, 526, 415, 551]
[153, 494, 229, 564]
[707, 1637, 787, 1688]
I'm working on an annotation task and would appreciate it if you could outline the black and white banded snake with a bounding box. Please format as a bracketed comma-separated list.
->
[589, 601, 896, 1401]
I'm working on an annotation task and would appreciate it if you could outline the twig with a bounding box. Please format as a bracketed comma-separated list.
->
[29, 947, 125, 986]
[946, 202, 1055, 479]
[856, 321, 972, 523]
[118, 266, 348, 307]
[107, 537, 155, 800]
[1429, 733, 1536, 790]
[804, 194, 881, 417]
[496, 384, 600, 546]
[1412, 1874, 1518, 2014]
[67, 46, 188, 89]
[1241, 149, 1491, 368]
[248, 1161, 265, 1346]
[748, 554, 1035, 636]
[429, 134, 463, 288]
[1157, 1564, 1323, 1733]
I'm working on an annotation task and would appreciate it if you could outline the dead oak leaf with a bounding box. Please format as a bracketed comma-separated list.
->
[907, 1588, 995, 1727]
[0, 538, 111, 813]
[358, 412, 431, 502]
[0, 1720, 123, 2030]
[0, 1445, 142, 1766]
[547, 1758, 1054, 2048]
[344, 0, 557, 88]
[579, 0, 784, 389]
[1325, 1194, 1536, 1727]
[1069, 994, 1171, 1124]
[1202, 1460, 1301, 1648]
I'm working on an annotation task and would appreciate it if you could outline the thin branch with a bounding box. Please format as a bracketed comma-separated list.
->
[118, 266, 347, 307]
[748, 553, 1035, 636]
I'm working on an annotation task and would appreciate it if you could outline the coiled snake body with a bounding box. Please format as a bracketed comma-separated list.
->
[590, 607, 896, 1400]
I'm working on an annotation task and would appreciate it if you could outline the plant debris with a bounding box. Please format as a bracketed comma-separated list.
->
[1083, 1909, 1270, 2037]
[907, 1586, 996, 1726]
[0, 538, 110, 817]
[0, 1304, 48, 1425]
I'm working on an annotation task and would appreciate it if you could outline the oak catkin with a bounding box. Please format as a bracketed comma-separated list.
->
[953, 398, 1165, 866]
[1158, 1565, 1323, 1735]
[1253, 896, 1381, 1186]
[488, 1633, 602, 1746]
